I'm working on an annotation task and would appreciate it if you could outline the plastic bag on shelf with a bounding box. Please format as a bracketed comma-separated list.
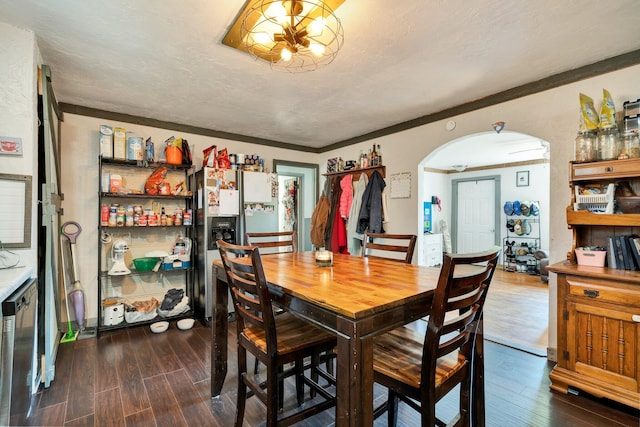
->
[157, 296, 190, 318]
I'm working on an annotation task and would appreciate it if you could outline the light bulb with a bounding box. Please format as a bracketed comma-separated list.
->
[265, 2, 287, 25]
[253, 32, 272, 45]
[281, 47, 292, 61]
[309, 42, 325, 56]
[308, 17, 325, 36]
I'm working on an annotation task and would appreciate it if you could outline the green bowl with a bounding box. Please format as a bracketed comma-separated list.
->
[132, 257, 158, 271]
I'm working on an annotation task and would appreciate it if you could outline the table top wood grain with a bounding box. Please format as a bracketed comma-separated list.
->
[217, 251, 442, 319]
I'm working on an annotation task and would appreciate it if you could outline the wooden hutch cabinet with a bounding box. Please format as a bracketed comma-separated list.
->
[548, 159, 640, 409]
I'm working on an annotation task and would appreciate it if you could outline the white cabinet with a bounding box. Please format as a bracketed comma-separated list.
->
[423, 233, 443, 267]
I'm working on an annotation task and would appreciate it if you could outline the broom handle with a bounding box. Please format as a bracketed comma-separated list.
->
[61, 221, 83, 288]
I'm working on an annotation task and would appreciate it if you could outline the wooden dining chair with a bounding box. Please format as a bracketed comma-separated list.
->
[245, 230, 297, 254]
[245, 230, 296, 375]
[362, 232, 417, 263]
[217, 240, 336, 427]
[372, 246, 501, 426]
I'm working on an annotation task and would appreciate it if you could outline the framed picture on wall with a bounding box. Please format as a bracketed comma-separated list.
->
[516, 170, 529, 187]
[0, 136, 23, 156]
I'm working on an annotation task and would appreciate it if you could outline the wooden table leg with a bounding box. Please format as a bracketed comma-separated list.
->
[335, 317, 373, 427]
[210, 265, 228, 397]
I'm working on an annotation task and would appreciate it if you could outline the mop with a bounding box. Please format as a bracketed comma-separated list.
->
[61, 222, 87, 337]
[60, 231, 78, 343]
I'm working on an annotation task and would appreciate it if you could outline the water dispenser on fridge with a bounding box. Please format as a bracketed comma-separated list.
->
[208, 217, 237, 250]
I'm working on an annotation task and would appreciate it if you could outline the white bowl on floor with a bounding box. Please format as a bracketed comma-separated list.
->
[177, 318, 195, 330]
[150, 321, 169, 333]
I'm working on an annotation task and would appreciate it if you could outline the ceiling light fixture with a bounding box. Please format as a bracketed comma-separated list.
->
[222, 0, 345, 73]
[452, 164, 468, 172]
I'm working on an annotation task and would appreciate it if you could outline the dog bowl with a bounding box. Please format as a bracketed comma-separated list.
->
[133, 257, 159, 271]
[177, 318, 195, 330]
[150, 321, 169, 333]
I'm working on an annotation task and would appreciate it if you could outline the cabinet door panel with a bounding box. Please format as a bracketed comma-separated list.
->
[569, 301, 639, 392]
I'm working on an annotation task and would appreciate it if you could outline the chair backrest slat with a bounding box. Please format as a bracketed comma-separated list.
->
[362, 232, 417, 263]
[245, 231, 297, 254]
[421, 247, 500, 386]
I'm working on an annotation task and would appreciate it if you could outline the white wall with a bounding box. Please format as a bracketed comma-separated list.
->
[0, 23, 40, 266]
[60, 113, 322, 322]
[0, 21, 43, 397]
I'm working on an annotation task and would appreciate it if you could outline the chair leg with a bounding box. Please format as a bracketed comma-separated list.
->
[278, 364, 285, 411]
[387, 389, 399, 427]
[459, 375, 472, 427]
[236, 348, 248, 427]
[295, 359, 305, 406]
[310, 352, 320, 398]
[267, 362, 279, 427]
[326, 350, 334, 375]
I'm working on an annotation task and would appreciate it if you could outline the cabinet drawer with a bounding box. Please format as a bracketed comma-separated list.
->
[424, 244, 441, 254]
[567, 276, 640, 307]
[572, 159, 640, 181]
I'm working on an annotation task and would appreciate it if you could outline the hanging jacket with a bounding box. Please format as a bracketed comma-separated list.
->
[331, 204, 349, 254]
[347, 173, 369, 254]
[310, 179, 331, 248]
[324, 176, 343, 249]
[356, 171, 386, 234]
[339, 174, 353, 219]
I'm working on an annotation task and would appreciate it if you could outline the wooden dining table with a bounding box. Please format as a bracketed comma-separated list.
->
[210, 251, 486, 426]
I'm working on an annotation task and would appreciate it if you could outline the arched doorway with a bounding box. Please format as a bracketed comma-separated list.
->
[417, 130, 551, 356]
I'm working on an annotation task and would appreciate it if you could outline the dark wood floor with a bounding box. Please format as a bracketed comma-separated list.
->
[17, 321, 639, 427]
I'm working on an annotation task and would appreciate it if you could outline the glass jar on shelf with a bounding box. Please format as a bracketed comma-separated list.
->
[621, 131, 640, 159]
[596, 126, 620, 161]
[574, 131, 597, 163]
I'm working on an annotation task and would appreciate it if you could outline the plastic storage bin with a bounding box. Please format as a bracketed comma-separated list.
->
[575, 249, 606, 267]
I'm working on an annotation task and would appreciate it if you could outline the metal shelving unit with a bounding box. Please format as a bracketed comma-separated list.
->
[503, 201, 541, 274]
[97, 157, 194, 334]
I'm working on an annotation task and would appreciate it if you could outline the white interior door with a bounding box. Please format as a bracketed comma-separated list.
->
[456, 179, 496, 253]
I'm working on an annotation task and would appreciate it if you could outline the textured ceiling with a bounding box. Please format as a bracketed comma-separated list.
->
[1, 0, 639, 152]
